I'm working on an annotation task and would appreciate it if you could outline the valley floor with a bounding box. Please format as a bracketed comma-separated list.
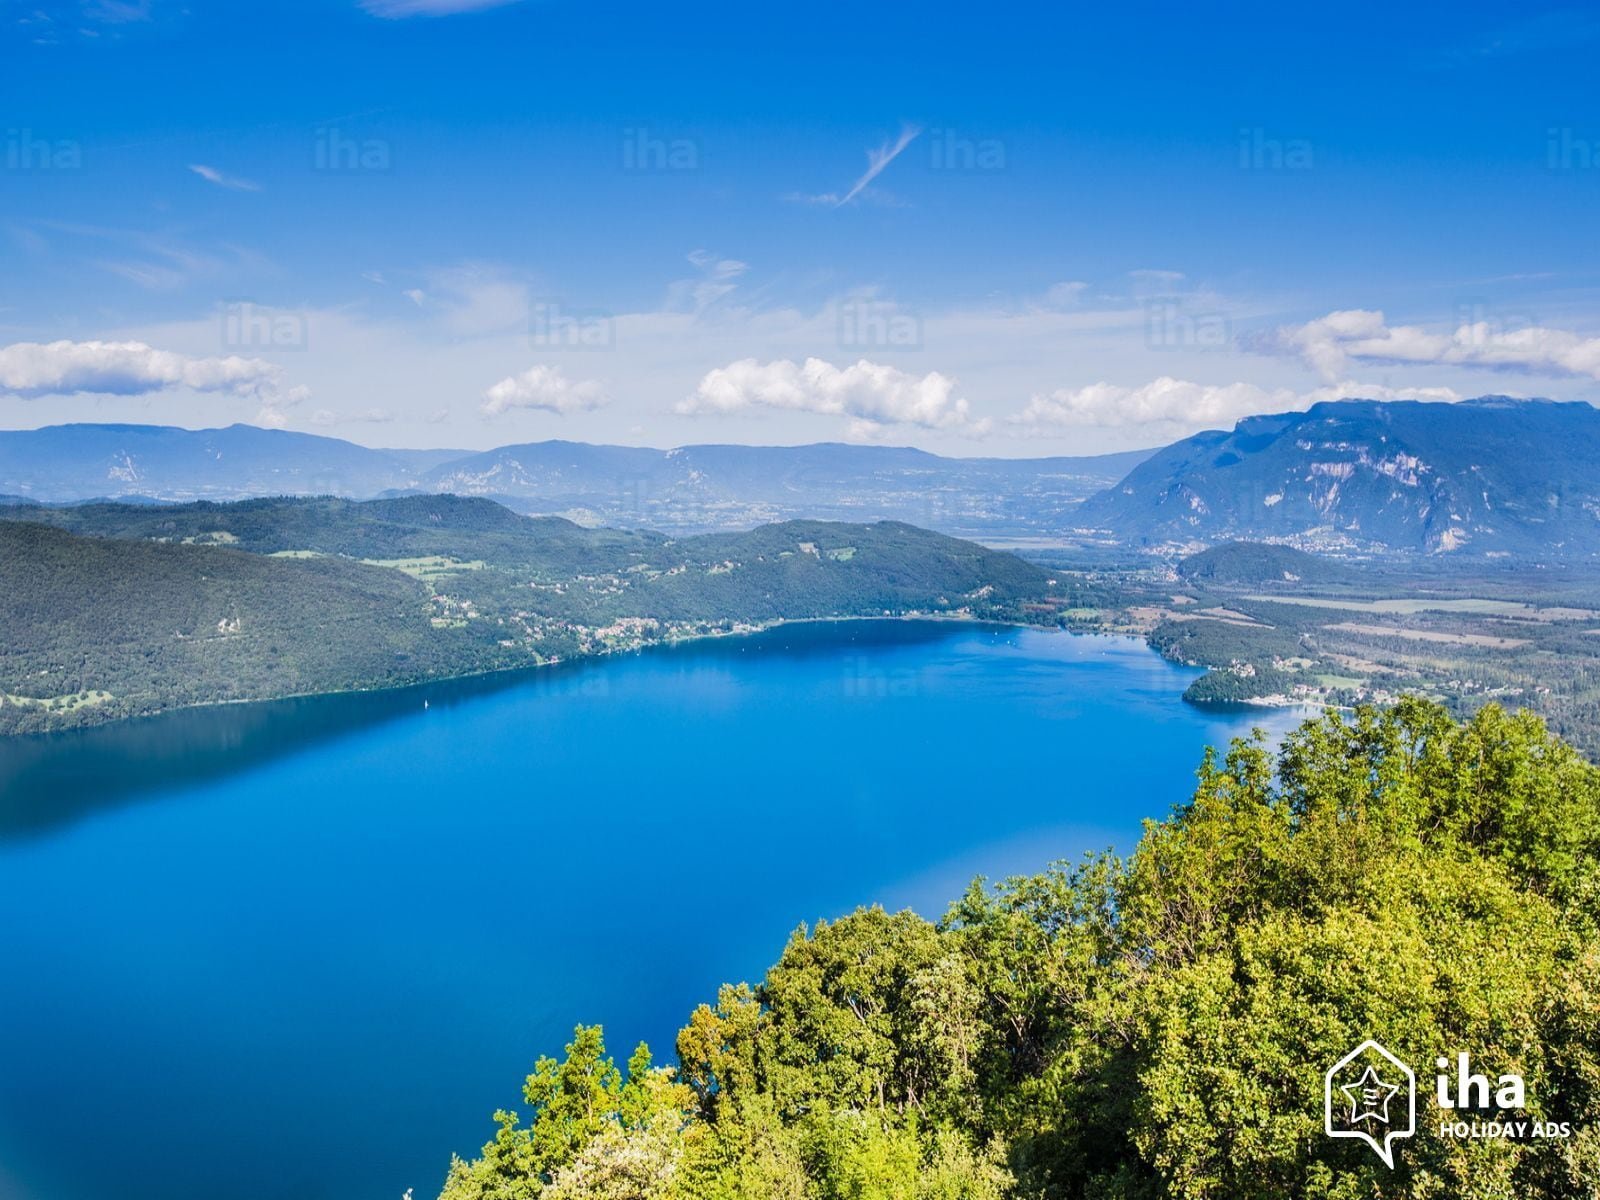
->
[1027, 543, 1600, 759]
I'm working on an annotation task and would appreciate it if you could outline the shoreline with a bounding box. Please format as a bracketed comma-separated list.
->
[0, 610, 1069, 742]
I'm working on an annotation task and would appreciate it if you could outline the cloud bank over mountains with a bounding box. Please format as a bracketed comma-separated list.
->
[2, 286, 1594, 451]
[1254, 309, 1600, 382]
[1013, 377, 1461, 437]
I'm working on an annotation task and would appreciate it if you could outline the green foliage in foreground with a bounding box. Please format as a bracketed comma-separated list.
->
[440, 699, 1600, 1199]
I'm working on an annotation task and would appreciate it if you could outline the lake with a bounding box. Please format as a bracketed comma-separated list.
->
[0, 622, 1304, 1200]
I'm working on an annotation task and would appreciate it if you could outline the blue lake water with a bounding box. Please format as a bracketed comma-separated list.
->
[0, 622, 1303, 1200]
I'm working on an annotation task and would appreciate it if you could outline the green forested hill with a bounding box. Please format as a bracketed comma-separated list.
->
[0, 497, 1057, 732]
[1177, 540, 1353, 586]
[0, 521, 489, 731]
[11, 493, 649, 566]
[437, 700, 1600, 1200]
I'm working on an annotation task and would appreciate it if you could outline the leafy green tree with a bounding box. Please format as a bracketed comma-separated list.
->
[443, 701, 1600, 1200]
[440, 1027, 693, 1200]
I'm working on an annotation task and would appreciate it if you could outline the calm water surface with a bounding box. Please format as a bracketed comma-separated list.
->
[0, 622, 1303, 1200]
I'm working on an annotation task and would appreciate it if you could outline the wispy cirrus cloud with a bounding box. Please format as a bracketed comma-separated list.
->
[421, 263, 532, 336]
[1434, 8, 1600, 64]
[837, 125, 920, 206]
[359, 0, 526, 16]
[789, 125, 922, 208]
[22, 0, 153, 43]
[0, 339, 282, 399]
[188, 163, 261, 192]
[1253, 309, 1600, 381]
[23, 219, 275, 292]
[309, 406, 394, 425]
[664, 249, 749, 315]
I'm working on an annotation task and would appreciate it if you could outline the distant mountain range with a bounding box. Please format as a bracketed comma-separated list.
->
[1075, 396, 1600, 557]
[9, 397, 1600, 554]
[0, 424, 462, 503]
[0, 423, 1149, 538]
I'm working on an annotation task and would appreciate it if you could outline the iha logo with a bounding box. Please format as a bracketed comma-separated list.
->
[1432, 1054, 1569, 1142]
[1325, 1041, 1416, 1168]
[1326, 1041, 1566, 1167]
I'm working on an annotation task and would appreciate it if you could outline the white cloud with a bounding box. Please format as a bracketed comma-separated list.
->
[254, 384, 312, 431]
[783, 188, 908, 209]
[783, 191, 840, 207]
[0, 339, 281, 399]
[188, 164, 261, 192]
[47, 275, 1555, 455]
[305, 406, 392, 425]
[1042, 281, 1090, 308]
[1012, 376, 1462, 436]
[482, 365, 608, 416]
[1259, 309, 1600, 381]
[86, 1, 152, 22]
[1128, 268, 1186, 290]
[360, 0, 525, 16]
[681, 357, 989, 436]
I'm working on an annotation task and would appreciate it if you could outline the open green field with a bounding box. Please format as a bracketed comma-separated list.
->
[1242, 594, 1600, 619]
[0, 689, 114, 713]
[1038, 543, 1600, 759]
[272, 549, 488, 581]
[359, 555, 488, 580]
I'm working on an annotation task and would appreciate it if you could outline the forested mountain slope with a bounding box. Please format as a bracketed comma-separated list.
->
[0, 496, 1058, 732]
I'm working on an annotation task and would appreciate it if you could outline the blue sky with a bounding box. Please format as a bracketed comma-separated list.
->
[2, 0, 1599, 452]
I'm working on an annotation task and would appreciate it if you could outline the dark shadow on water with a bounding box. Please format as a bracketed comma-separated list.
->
[0, 619, 985, 841]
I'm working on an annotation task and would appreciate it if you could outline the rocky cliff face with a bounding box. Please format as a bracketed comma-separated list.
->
[1076, 396, 1600, 556]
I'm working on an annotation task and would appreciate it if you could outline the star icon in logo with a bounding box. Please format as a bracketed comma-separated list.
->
[1340, 1064, 1401, 1126]
[1326, 1040, 1416, 1168]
